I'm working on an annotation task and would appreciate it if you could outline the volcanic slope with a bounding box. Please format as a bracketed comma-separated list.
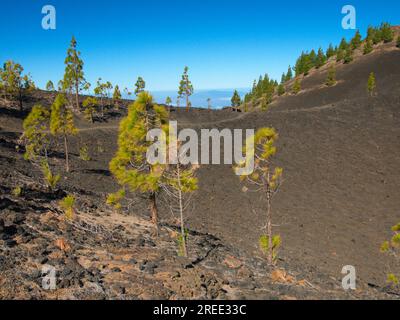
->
[0, 42, 400, 299]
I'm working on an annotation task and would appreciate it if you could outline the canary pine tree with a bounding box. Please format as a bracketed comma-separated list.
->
[134, 76, 146, 96]
[165, 96, 172, 113]
[326, 65, 337, 86]
[1, 60, 35, 111]
[396, 36, 400, 48]
[82, 96, 98, 123]
[178, 66, 194, 112]
[367, 72, 376, 97]
[277, 83, 285, 96]
[326, 44, 336, 59]
[161, 138, 198, 257]
[113, 85, 122, 109]
[63, 36, 87, 110]
[234, 128, 283, 265]
[285, 66, 293, 81]
[351, 30, 362, 49]
[108, 92, 168, 233]
[343, 47, 354, 64]
[380, 22, 394, 43]
[315, 48, 327, 68]
[363, 39, 373, 55]
[292, 78, 301, 94]
[231, 90, 241, 107]
[21, 104, 50, 161]
[46, 80, 55, 91]
[50, 94, 77, 172]
[94, 78, 113, 118]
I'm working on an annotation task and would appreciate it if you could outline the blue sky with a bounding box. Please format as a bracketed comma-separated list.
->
[1, 0, 399, 94]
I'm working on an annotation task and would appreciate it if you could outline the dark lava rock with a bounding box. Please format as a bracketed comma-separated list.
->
[112, 267, 121, 272]
[146, 239, 156, 247]
[135, 237, 145, 247]
[59, 279, 70, 288]
[2, 225, 17, 239]
[40, 257, 49, 264]
[139, 261, 157, 275]
[5, 239, 17, 247]
[12, 213, 25, 225]
[61, 267, 73, 277]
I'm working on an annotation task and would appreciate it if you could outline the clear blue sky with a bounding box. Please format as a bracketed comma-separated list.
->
[1, 0, 399, 91]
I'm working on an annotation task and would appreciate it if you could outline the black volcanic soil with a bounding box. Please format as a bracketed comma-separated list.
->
[0, 42, 400, 299]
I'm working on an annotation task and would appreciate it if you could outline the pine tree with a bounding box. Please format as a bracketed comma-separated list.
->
[367, 72, 376, 97]
[260, 96, 269, 111]
[351, 30, 362, 49]
[326, 44, 336, 59]
[165, 96, 172, 113]
[336, 49, 345, 62]
[277, 84, 285, 96]
[231, 90, 241, 107]
[108, 91, 168, 233]
[339, 38, 349, 51]
[280, 73, 286, 84]
[134, 76, 146, 96]
[366, 26, 375, 42]
[113, 85, 122, 109]
[21, 104, 50, 161]
[363, 39, 373, 55]
[82, 97, 98, 123]
[161, 140, 198, 257]
[234, 127, 283, 265]
[50, 94, 77, 172]
[292, 79, 301, 94]
[372, 27, 382, 44]
[40, 159, 61, 192]
[326, 65, 337, 86]
[63, 36, 87, 110]
[285, 66, 293, 81]
[309, 49, 317, 67]
[380, 22, 394, 43]
[178, 66, 194, 112]
[46, 80, 55, 91]
[397, 35, 400, 48]
[1, 60, 35, 111]
[343, 47, 354, 64]
[315, 48, 327, 68]
[57, 80, 64, 92]
[94, 78, 113, 118]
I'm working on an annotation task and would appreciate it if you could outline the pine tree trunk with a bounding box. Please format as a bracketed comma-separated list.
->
[177, 164, 188, 257]
[150, 192, 159, 235]
[75, 82, 80, 111]
[186, 95, 189, 112]
[266, 188, 273, 265]
[64, 135, 70, 173]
